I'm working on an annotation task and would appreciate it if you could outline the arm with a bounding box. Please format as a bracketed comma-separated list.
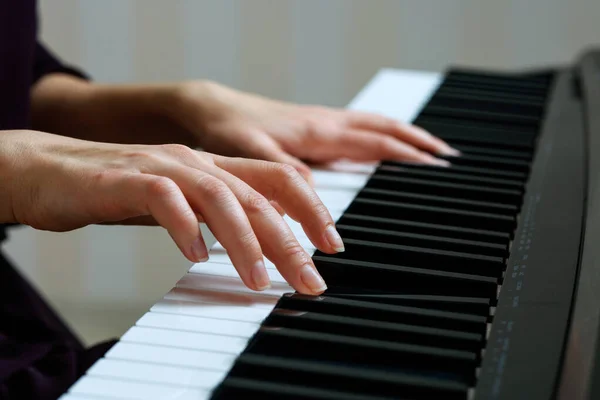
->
[30, 73, 198, 146]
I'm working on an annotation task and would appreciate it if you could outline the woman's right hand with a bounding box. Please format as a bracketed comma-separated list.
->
[0, 130, 343, 295]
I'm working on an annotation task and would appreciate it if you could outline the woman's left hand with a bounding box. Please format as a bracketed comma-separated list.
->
[172, 81, 459, 183]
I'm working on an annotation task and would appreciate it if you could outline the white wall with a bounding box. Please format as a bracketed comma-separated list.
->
[4, 0, 600, 344]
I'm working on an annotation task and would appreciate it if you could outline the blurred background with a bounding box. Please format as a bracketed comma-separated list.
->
[3, 0, 600, 346]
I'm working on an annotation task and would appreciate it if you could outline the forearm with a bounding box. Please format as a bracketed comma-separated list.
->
[30, 73, 198, 146]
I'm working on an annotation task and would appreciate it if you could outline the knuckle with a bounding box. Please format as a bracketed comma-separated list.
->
[376, 136, 396, 155]
[195, 175, 231, 201]
[145, 176, 179, 198]
[281, 239, 310, 261]
[160, 143, 195, 159]
[272, 162, 301, 182]
[242, 193, 272, 214]
[238, 229, 259, 249]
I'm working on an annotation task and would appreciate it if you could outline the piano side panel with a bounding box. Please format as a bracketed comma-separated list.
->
[556, 48, 600, 400]
[475, 70, 586, 399]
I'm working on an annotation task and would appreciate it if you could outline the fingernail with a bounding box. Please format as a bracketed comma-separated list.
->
[251, 260, 271, 291]
[300, 264, 327, 293]
[439, 145, 461, 157]
[425, 156, 451, 167]
[325, 225, 345, 252]
[191, 237, 208, 262]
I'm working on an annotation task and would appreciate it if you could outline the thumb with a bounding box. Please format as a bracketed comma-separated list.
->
[245, 135, 314, 186]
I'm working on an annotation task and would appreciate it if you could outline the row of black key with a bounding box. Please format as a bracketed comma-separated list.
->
[211, 70, 554, 399]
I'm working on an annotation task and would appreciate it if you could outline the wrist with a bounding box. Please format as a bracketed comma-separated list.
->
[0, 131, 30, 224]
[167, 80, 227, 135]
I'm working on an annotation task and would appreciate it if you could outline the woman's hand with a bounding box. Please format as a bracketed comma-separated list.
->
[0, 130, 341, 294]
[171, 81, 459, 182]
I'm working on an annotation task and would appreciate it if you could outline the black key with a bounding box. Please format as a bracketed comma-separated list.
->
[365, 175, 522, 205]
[422, 105, 541, 127]
[439, 80, 548, 98]
[247, 328, 478, 383]
[437, 154, 531, 173]
[277, 294, 487, 333]
[415, 117, 535, 149]
[347, 198, 517, 232]
[328, 293, 492, 316]
[373, 167, 524, 190]
[449, 144, 533, 160]
[427, 95, 544, 118]
[227, 354, 469, 399]
[358, 187, 518, 215]
[215, 377, 402, 400]
[264, 309, 484, 351]
[335, 224, 508, 257]
[311, 255, 499, 298]
[434, 87, 547, 108]
[380, 161, 528, 180]
[331, 238, 505, 277]
[338, 214, 510, 245]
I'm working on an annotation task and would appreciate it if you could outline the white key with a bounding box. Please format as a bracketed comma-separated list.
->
[317, 161, 377, 175]
[314, 188, 359, 212]
[151, 298, 270, 323]
[177, 272, 292, 298]
[189, 262, 287, 283]
[69, 376, 209, 400]
[312, 169, 370, 190]
[136, 312, 258, 338]
[207, 252, 279, 270]
[121, 326, 249, 354]
[164, 286, 279, 309]
[105, 342, 236, 371]
[87, 359, 227, 390]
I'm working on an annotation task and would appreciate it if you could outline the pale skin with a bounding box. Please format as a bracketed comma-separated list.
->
[0, 73, 459, 295]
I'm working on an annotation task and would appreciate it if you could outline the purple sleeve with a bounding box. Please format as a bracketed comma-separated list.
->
[33, 42, 89, 84]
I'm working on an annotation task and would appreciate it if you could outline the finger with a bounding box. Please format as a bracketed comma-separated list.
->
[163, 166, 267, 291]
[213, 156, 344, 255]
[243, 134, 314, 186]
[94, 172, 207, 263]
[204, 163, 327, 295]
[270, 200, 286, 216]
[331, 130, 450, 166]
[346, 111, 460, 156]
[104, 211, 206, 226]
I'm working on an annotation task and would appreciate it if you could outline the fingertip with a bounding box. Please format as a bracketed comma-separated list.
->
[324, 225, 345, 253]
[190, 236, 209, 262]
[299, 264, 327, 295]
[251, 260, 272, 291]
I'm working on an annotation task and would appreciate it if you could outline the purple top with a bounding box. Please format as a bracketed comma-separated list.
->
[0, 1, 115, 399]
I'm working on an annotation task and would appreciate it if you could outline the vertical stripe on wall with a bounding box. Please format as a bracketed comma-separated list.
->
[78, 1, 138, 300]
[180, 0, 241, 88]
[132, 0, 186, 82]
[237, 0, 295, 101]
[290, 0, 348, 107]
[78, 0, 135, 82]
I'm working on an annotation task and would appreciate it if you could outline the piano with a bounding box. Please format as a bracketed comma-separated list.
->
[59, 48, 600, 400]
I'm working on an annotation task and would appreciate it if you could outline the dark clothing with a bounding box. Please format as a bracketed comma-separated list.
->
[0, 251, 115, 400]
[0, 0, 85, 131]
[1, 1, 114, 399]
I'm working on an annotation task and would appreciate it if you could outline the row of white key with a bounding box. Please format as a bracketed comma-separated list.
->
[61, 164, 373, 400]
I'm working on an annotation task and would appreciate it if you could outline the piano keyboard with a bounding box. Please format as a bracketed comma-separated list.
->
[60, 67, 554, 400]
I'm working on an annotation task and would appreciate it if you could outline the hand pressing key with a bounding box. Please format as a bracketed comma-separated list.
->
[0, 130, 343, 294]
